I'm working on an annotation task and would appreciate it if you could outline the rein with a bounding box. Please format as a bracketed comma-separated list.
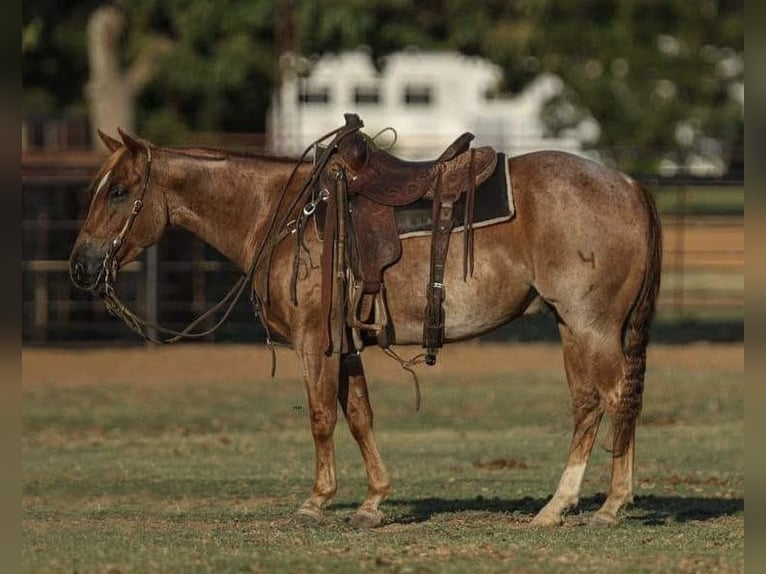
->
[98, 117, 364, 365]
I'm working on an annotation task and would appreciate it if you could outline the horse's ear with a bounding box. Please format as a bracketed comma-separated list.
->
[117, 127, 143, 156]
[97, 129, 122, 153]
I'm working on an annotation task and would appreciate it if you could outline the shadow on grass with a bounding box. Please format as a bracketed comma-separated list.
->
[334, 494, 743, 525]
[478, 314, 744, 344]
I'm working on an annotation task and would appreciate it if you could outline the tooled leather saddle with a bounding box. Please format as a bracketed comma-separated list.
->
[316, 114, 498, 365]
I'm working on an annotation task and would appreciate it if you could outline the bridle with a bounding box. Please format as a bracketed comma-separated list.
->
[93, 116, 365, 362]
[98, 145, 154, 292]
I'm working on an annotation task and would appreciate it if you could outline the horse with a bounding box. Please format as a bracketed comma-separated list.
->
[69, 126, 662, 529]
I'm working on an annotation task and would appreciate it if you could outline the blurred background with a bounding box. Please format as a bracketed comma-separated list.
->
[21, 0, 744, 345]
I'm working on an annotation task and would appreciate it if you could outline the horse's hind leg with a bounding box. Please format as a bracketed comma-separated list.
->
[338, 353, 391, 528]
[531, 325, 609, 526]
[532, 319, 645, 527]
[592, 336, 646, 526]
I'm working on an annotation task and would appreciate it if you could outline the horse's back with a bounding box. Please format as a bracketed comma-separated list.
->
[510, 150, 647, 213]
[509, 150, 653, 248]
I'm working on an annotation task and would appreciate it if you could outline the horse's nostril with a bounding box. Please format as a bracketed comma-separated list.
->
[71, 260, 89, 286]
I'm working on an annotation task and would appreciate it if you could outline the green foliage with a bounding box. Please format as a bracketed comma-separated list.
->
[22, 1, 102, 114]
[22, 1, 743, 171]
[130, 0, 280, 141]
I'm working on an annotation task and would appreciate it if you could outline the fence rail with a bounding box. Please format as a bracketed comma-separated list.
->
[22, 151, 744, 344]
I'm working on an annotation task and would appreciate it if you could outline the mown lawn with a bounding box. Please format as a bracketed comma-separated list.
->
[23, 356, 744, 573]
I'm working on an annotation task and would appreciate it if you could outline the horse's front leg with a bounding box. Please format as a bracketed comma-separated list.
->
[295, 349, 340, 523]
[339, 352, 391, 528]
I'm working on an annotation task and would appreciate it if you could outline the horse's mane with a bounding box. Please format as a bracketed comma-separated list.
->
[157, 145, 309, 164]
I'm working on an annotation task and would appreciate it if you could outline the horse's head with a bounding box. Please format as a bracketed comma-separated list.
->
[69, 129, 168, 291]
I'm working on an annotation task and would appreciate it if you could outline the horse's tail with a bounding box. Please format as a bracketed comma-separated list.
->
[614, 181, 663, 456]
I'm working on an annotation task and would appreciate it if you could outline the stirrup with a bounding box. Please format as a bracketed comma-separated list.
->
[346, 280, 392, 350]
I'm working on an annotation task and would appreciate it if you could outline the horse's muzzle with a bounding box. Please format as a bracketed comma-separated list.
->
[69, 243, 107, 291]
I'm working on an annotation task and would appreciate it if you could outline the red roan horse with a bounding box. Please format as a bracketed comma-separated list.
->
[69, 127, 661, 528]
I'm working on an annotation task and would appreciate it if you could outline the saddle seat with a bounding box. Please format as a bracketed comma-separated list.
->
[336, 131, 497, 206]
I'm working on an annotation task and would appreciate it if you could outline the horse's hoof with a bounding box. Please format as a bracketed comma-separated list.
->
[292, 508, 322, 526]
[589, 511, 619, 527]
[349, 509, 384, 529]
[530, 511, 563, 527]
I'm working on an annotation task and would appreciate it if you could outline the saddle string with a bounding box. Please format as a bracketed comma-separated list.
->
[369, 127, 398, 150]
[381, 347, 426, 412]
[463, 149, 477, 280]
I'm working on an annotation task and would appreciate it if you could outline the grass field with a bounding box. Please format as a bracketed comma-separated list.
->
[22, 344, 744, 573]
[653, 186, 744, 216]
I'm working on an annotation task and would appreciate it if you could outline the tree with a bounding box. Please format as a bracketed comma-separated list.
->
[532, 0, 744, 173]
[132, 0, 280, 142]
[85, 4, 172, 149]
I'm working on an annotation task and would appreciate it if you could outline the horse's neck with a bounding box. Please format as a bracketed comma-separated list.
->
[160, 152, 301, 272]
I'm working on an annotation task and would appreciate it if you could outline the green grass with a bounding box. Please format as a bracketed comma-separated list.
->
[653, 186, 744, 216]
[23, 363, 744, 573]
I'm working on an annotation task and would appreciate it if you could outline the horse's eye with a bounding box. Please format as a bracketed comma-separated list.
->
[111, 186, 129, 200]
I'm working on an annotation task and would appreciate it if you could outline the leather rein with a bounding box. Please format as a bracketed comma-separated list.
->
[96, 118, 364, 360]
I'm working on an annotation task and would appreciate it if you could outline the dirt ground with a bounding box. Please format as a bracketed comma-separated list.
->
[22, 342, 744, 388]
[661, 222, 744, 268]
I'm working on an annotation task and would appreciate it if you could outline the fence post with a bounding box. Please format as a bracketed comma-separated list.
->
[145, 245, 158, 341]
[677, 185, 687, 317]
[33, 211, 50, 342]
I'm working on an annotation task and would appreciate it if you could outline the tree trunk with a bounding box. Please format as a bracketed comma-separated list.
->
[85, 5, 169, 150]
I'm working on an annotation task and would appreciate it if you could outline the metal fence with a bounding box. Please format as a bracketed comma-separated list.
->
[645, 178, 744, 319]
[21, 150, 744, 345]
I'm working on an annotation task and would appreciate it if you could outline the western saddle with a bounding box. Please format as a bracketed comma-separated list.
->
[313, 114, 497, 365]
